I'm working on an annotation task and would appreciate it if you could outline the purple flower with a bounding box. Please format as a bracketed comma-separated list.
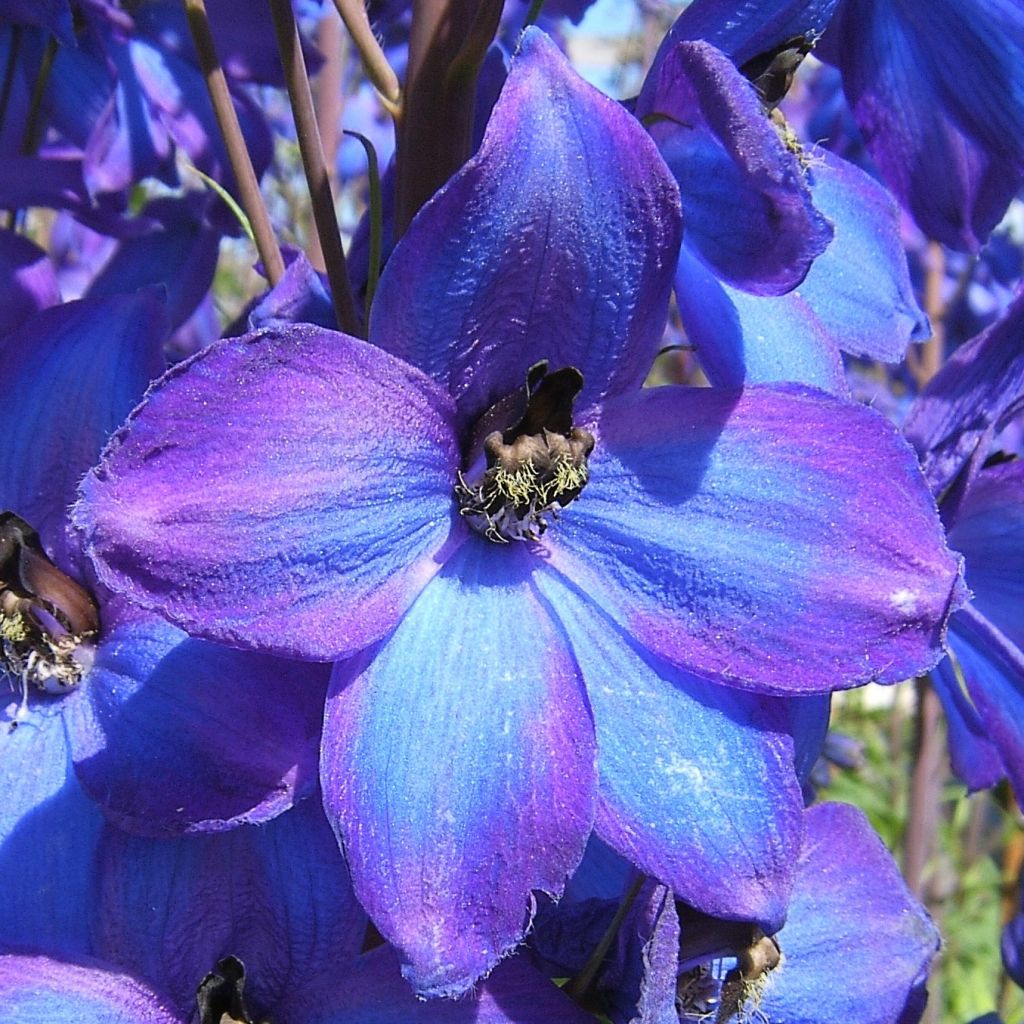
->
[74, 28, 963, 997]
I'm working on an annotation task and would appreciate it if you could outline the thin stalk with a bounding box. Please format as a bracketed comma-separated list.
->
[908, 240, 945, 389]
[19, 33, 57, 156]
[522, 0, 546, 27]
[331, 0, 400, 113]
[903, 677, 945, 896]
[344, 130, 382, 324]
[565, 874, 645, 1004]
[184, 0, 284, 285]
[269, 0, 360, 336]
[0, 25, 23, 147]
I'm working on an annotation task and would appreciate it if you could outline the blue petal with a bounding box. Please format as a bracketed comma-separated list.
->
[0, 229, 59, 338]
[535, 569, 802, 931]
[370, 27, 681, 423]
[321, 539, 595, 996]
[759, 803, 939, 1024]
[93, 797, 366, 1019]
[638, 41, 831, 295]
[0, 701, 103, 959]
[0, 290, 169, 572]
[64, 613, 328, 835]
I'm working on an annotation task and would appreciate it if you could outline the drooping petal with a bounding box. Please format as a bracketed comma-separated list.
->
[369, 27, 680, 423]
[286, 946, 597, 1024]
[0, 289, 169, 572]
[637, 41, 831, 295]
[93, 797, 366, 1019]
[63, 612, 328, 835]
[547, 385, 965, 695]
[0, 954, 184, 1024]
[758, 802, 940, 1024]
[905, 292, 1024, 498]
[0, 229, 59, 338]
[535, 569, 802, 930]
[820, 0, 1024, 251]
[75, 326, 462, 660]
[322, 540, 595, 997]
[0, 701, 103, 959]
[654, 0, 839, 70]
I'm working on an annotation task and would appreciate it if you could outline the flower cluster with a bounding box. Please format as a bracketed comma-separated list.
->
[1, 1, 1022, 1022]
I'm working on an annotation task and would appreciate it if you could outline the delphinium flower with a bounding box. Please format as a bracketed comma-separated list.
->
[903, 292, 1024, 801]
[533, 803, 940, 1024]
[74, 27, 964, 997]
[2, 794, 592, 1024]
[0, 288, 328, 873]
[641, 4, 928, 393]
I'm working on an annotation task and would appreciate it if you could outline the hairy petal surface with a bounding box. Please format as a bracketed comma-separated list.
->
[94, 797, 366, 1020]
[548, 386, 964, 694]
[370, 27, 680, 422]
[535, 570, 802, 929]
[75, 326, 461, 660]
[322, 541, 595, 997]
[63, 613, 327, 835]
[759, 803, 940, 1024]
[638, 41, 830, 295]
[820, 0, 1024, 250]
[0, 289, 168, 572]
[0, 955, 183, 1024]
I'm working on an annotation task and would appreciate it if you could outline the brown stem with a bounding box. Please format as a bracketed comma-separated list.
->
[184, 0, 285, 285]
[393, 0, 503, 238]
[904, 678, 946, 896]
[269, 0, 360, 335]
[908, 240, 946, 389]
[331, 0, 401, 111]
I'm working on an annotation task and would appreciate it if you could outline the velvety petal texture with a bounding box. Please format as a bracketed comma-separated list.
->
[0, 955, 184, 1024]
[370, 28, 680, 422]
[535, 570, 802, 930]
[93, 797, 366, 1020]
[63, 613, 328, 835]
[548, 385, 964, 694]
[821, 0, 1024, 251]
[0, 289, 169, 572]
[75, 326, 461, 660]
[758, 802, 940, 1024]
[638, 41, 831, 295]
[322, 541, 595, 997]
[905, 290, 1024, 498]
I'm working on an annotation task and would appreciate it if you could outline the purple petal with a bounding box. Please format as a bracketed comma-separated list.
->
[674, 243, 848, 393]
[535, 568, 802, 929]
[93, 797, 366, 1019]
[758, 802, 939, 1024]
[370, 27, 680, 423]
[0, 229, 59, 338]
[286, 946, 597, 1024]
[638, 41, 831, 295]
[0, 290, 169, 572]
[546, 385, 965, 694]
[321, 540, 595, 996]
[0, 702, 103, 959]
[246, 250, 336, 333]
[821, 0, 1024, 251]
[655, 0, 839, 69]
[64, 613, 328, 835]
[75, 326, 461, 660]
[905, 292, 1024, 498]
[0, 954, 184, 1023]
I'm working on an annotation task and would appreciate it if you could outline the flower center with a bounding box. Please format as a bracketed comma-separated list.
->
[455, 363, 595, 543]
[0, 511, 99, 698]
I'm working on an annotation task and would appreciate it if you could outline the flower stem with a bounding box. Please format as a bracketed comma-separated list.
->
[903, 676, 945, 896]
[184, 0, 285, 286]
[331, 0, 401, 113]
[269, 0, 360, 336]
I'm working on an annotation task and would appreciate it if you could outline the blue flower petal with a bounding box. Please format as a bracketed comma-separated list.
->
[638, 41, 831, 295]
[321, 540, 595, 997]
[548, 385, 964, 694]
[535, 568, 802, 930]
[370, 27, 680, 423]
[0, 229, 59, 338]
[0, 290, 169, 572]
[64, 613, 328, 835]
[758, 802, 939, 1024]
[75, 326, 461, 661]
[93, 797, 366, 1019]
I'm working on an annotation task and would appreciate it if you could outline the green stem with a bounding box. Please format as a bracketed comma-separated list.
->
[343, 130, 382, 326]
